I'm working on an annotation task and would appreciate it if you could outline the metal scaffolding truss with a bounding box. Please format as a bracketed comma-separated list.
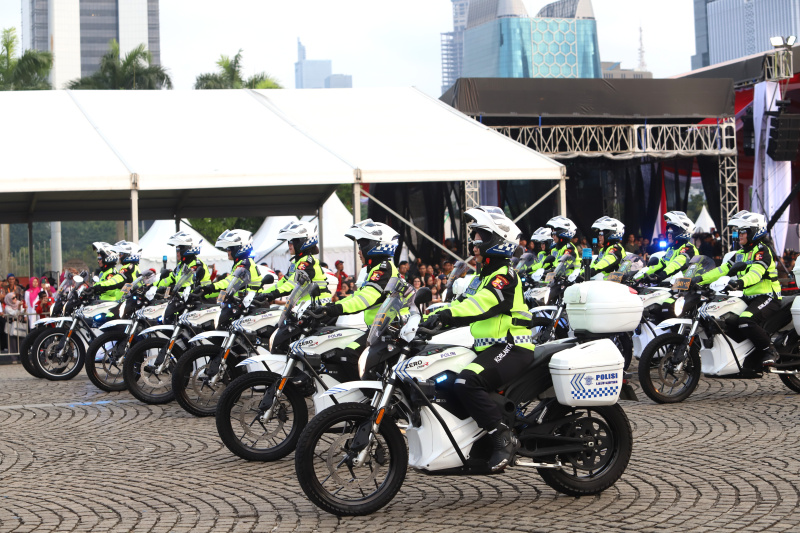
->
[719, 155, 739, 248]
[764, 48, 794, 83]
[493, 119, 736, 160]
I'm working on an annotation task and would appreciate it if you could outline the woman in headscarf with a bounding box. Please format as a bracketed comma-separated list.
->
[24, 276, 42, 328]
[4, 291, 25, 355]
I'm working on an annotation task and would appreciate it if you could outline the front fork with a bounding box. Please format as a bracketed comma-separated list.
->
[55, 318, 80, 359]
[155, 327, 181, 373]
[258, 354, 298, 423]
[352, 353, 407, 467]
[671, 320, 700, 366]
[208, 334, 236, 385]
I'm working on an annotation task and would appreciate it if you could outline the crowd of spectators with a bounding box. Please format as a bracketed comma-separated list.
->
[1, 273, 57, 356]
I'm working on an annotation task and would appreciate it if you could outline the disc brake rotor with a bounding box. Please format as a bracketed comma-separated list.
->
[563, 415, 612, 472]
[140, 352, 171, 389]
[325, 433, 381, 488]
[189, 364, 223, 399]
[236, 395, 285, 439]
[657, 349, 689, 386]
[43, 338, 73, 370]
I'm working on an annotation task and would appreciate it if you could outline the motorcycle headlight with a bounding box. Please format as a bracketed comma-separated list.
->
[358, 348, 369, 379]
[119, 301, 127, 317]
[673, 296, 685, 317]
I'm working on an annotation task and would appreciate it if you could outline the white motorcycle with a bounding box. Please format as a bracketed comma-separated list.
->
[293, 281, 641, 516]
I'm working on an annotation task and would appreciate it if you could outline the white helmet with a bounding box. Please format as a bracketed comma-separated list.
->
[530, 227, 552, 243]
[277, 221, 318, 253]
[92, 242, 118, 267]
[167, 231, 202, 261]
[466, 206, 522, 259]
[345, 219, 400, 259]
[591, 216, 625, 242]
[663, 211, 695, 241]
[546, 216, 577, 240]
[111, 240, 142, 264]
[727, 210, 767, 244]
[216, 229, 253, 260]
[92, 241, 113, 255]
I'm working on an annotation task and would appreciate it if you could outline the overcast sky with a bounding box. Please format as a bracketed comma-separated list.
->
[0, 0, 696, 95]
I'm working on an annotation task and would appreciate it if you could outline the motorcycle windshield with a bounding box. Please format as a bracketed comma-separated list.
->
[174, 265, 194, 290]
[278, 270, 314, 324]
[518, 253, 537, 270]
[553, 255, 575, 278]
[444, 261, 469, 292]
[683, 255, 716, 278]
[618, 254, 646, 274]
[222, 267, 251, 303]
[126, 271, 157, 294]
[366, 280, 405, 348]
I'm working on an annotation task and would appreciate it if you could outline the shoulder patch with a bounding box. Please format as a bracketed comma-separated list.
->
[754, 250, 765, 262]
[297, 261, 310, 271]
[491, 275, 510, 290]
[370, 270, 383, 282]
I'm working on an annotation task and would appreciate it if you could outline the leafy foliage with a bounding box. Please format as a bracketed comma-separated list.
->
[687, 192, 707, 222]
[194, 49, 282, 89]
[0, 27, 52, 90]
[186, 217, 266, 245]
[66, 40, 172, 90]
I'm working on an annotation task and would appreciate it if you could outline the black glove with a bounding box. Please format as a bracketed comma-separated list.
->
[83, 285, 95, 297]
[420, 314, 442, 330]
[321, 303, 343, 317]
[653, 270, 668, 282]
[422, 309, 452, 330]
[691, 276, 703, 285]
[726, 278, 744, 291]
[263, 291, 278, 302]
[253, 293, 269, 304]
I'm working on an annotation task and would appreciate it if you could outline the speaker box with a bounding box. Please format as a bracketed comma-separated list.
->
[767, 114, 800, 161]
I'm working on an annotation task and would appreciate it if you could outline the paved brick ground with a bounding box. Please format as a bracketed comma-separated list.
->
[0, 363, 799, 532]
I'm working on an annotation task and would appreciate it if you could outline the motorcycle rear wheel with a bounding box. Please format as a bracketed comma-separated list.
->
[294, 403, 407, 516]
[31, 327, 86, 381]
[20, 326, 46, 378]
[637, 332, 701, 404]
[778, 336, 800, 393]
[536, 403, 633, 496]
[216, 371, 308, 460]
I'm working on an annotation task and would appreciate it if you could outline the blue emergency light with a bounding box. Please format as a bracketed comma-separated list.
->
[582, 248, 592, 260]
[659, 240, 667, 249]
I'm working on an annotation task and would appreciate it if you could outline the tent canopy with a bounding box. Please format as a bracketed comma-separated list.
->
[137, 219, 233, 274]
[694, 205, 716, 234]
[0, 87, 564, 225]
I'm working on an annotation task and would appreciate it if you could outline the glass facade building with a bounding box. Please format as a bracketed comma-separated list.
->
[462, 0, 602, 79]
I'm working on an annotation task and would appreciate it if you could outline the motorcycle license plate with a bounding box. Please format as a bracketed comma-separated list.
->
[545, 272, 555, 282]
[673, 277, 691, 291]
[606, 272, 624, 283]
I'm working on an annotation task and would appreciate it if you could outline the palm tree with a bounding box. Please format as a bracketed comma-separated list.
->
[67, 39, 172, 90]
[0, 27, 53, 90]
[195, 49, 282, 89]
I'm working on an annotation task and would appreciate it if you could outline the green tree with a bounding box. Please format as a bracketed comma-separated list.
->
[66, 40, 172, 90]
[0, 27, 53, 90]
[186, 217, 265, 245]
[194, 49, 282, 89]
[687, 192, 707, 222]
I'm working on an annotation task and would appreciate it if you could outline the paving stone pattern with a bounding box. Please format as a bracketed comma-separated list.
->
[0, 363, 798, 532]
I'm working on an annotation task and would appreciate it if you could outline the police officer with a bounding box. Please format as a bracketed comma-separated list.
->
[110, 240, 142, 284]
[589, 216, 626, 279]
[158, 232, 213, 297]
[525, 227, 554, 276]
[261, 221, 332, 304]
[202, 229, 262, 297]
[422, 206, 533, 471]
[635, 211, 698, 283]
[696, 211, 782, 366]
[314, 220, 400, 378]
[90, 242, 126, 301]
[540, 216, 579, 274]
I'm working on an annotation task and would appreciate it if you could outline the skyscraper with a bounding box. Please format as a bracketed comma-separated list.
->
[440, 0, 469, 94]
[461, 0, 602, 80]
[692, 0, 800, 68]
[295, 39, 352, 89]
[22, 0, 160, 89]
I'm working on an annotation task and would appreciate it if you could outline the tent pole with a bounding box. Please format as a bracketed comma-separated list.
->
[28, 221, 34, 279]
[558, 173, 567, 216]
[353, 183, 361, 271]
[50, 222, 62, 279]
[318, 203, 324, 264]
[131, 189, 139, 243]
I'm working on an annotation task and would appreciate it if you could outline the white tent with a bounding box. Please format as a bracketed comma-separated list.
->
[694, 205, 716, 233]
[0, 88, 565, 227]
[137, 219, 233, 274]
[256, 194, 358, 275]
[251, 216, 299, 273]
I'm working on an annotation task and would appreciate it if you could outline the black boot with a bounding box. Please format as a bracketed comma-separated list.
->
[487, 422, 519, 472]
[761, 346, 779, 366]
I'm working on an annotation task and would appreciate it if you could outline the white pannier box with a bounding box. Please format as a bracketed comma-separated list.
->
[564, 281, 643, 334]
[549, 339, 625, 406]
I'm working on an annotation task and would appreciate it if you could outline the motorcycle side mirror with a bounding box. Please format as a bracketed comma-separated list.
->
[261, 274, 274, 286]
[309, 284, 321, 298]
[414, 287, 432, 306]
[92, 275, 100, 283]
[73, 275, 84, 284]
[159, 268, 170, 280]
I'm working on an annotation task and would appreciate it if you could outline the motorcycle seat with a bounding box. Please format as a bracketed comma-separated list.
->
[779, 296, 794, 309]
[528, 340, 578, 370]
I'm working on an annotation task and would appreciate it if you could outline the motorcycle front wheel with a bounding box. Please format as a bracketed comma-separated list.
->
[294, 402, 407, 517]
[637, 332, 701, 403]
[173, 345, 240, 417]
[122, 337, 183, 404]
[216, 371, 308, 461]
[31, 327, 86, 381]
[85, 331, 130, 392]
[778, 335, 800, 393]
[535, 403, 633, 496]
